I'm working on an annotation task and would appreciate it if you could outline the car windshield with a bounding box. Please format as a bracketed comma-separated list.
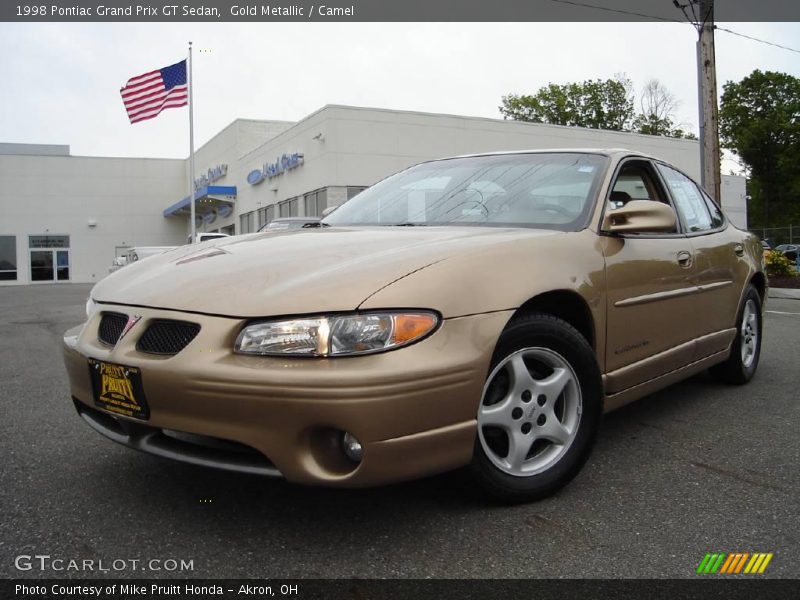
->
[323, 152, 608, 231]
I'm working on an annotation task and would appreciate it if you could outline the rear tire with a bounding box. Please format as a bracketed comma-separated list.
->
[709, 285, 762, 385]
[469, 313, 602, 503]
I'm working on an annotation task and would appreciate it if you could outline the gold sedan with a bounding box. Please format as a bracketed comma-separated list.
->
[63, 150, 766, 501]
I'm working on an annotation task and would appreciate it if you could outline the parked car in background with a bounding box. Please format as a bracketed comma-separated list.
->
[775, 244, 798, 262]
[107, 256, 128, 274]
[125, 246, 177, 264]
[64, 149, 765, 502]
[188, 232, 230, 244]
[258, 217, 321, 232]
[114, 235, 228, 273]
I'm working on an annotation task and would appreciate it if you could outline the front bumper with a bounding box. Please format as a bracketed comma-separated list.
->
[63, 305, 512, 487]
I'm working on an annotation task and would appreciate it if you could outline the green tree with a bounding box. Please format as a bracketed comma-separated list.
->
[501, 76, 695, 139]
[500, 76, 636, 131]
[719, 70, 800, 227]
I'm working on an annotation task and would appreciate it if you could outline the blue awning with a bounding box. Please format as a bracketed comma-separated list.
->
[163, 185, 237, 217]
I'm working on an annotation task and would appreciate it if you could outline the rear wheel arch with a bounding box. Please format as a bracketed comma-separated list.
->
[749, 272, 767, 303]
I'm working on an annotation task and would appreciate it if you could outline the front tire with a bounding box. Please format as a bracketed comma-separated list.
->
[470, 313, 602, 502]
[709, 285, 763, 385]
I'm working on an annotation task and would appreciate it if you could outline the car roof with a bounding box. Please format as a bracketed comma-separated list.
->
[271, 217, 321, 222]
[440, 148, 651, 162]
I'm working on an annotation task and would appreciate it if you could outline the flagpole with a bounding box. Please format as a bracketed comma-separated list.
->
[188, 41, 197, 243]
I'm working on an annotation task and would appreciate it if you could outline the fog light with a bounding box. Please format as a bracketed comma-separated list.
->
[341, 432, 363, 463]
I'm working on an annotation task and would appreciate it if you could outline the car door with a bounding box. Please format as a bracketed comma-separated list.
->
[600, 158, 699, 395]
[655, 163, 742, 358]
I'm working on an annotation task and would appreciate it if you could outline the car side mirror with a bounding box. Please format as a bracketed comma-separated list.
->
[602, 200, 677, 234]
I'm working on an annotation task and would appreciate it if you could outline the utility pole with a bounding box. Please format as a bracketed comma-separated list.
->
[676, 0, 722, 204]
[695, 0, 722, 204]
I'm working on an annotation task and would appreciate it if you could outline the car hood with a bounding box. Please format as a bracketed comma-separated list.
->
[92, 226, 559, 317]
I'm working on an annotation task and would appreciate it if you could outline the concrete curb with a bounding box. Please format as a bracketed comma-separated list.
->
[768, 287, 800, 300]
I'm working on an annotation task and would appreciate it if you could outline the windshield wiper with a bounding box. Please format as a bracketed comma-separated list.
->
[392, 222, 426, 227]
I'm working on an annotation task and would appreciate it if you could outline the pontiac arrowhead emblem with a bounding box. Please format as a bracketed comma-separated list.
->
[119, 315, 142, 342]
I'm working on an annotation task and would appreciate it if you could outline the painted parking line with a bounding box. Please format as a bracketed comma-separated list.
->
[766, 310, 800, 316]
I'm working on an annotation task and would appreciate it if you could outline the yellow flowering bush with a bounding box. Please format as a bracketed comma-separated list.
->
[765, 249, 797, 277]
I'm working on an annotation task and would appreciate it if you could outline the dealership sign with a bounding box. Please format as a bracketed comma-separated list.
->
[247, 153, 304, 185]
[194, 164, 228, 191]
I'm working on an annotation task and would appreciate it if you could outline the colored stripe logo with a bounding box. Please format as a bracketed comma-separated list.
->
[696, 552, 773, 574]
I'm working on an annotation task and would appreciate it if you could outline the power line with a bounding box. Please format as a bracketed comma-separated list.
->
[547, 0, 683, 23]
[547, 0, 800, 55]
[715, 26, 800, 55]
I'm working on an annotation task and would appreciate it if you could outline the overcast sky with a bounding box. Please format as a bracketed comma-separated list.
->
[1, 22, 798, 160]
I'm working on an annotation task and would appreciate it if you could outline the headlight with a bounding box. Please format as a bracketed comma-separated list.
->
[235, 311, 439, 357]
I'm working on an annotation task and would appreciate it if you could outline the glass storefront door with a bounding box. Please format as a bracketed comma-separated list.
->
[28, 235, 70, 282]
[30, 249, 70, 281]
[30, 250, 54, 281]
[56, 250, 70, 280]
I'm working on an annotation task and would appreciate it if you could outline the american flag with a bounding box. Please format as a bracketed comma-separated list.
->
[120, 60, 188, 124]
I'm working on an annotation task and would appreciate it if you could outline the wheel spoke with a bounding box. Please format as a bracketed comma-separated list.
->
[508, 354, 537, 396]
[536, 416, 571, 445]
[535, 367, 570, 402]
[507, 430, 532, 469]
[478, 400, 513, 430]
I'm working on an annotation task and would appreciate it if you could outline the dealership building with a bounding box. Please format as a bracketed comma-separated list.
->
[0, 105, 747, 286]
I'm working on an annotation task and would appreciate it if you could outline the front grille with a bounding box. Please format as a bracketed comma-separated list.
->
[98, 312, 127, 346]
[136, 320, 200, 355]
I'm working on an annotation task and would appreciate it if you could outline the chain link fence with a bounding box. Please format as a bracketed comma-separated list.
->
[747, 226, 798, 247]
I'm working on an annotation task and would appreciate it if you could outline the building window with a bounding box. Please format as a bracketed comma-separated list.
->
[304, 188, 329, 217]
[239, 211, 256, 234]
[257, 205, 275, 229]
[347, 186, 367, 200]
[0, 236, 17, 281]
[28, 235, 70, 282]
[279, 198, 299, 218]
[303, 192, 316, 216]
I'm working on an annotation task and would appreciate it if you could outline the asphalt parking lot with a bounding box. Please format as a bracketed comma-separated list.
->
[1, 283, 798, 579]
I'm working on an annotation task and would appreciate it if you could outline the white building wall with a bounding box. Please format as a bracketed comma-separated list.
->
[0, 147, 186, 285]
[179, 119, 295, 235]
[721, 174, 748, 229]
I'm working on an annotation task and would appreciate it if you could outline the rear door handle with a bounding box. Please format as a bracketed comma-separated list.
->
[677, 250, 693, 268]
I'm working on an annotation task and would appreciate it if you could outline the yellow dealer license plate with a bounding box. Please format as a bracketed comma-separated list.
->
[87, 359, 149, 420]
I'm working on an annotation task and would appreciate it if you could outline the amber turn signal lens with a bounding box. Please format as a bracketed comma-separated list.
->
[392, 313, 438, 345]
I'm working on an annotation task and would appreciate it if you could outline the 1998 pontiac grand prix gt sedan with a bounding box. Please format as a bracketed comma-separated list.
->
[62, 149, 766, 501]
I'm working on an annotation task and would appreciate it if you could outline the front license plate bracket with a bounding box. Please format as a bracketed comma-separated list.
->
[87, 358, 150, 421]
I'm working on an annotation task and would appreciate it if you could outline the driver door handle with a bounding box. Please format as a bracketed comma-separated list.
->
[677, 250, 693, 268]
